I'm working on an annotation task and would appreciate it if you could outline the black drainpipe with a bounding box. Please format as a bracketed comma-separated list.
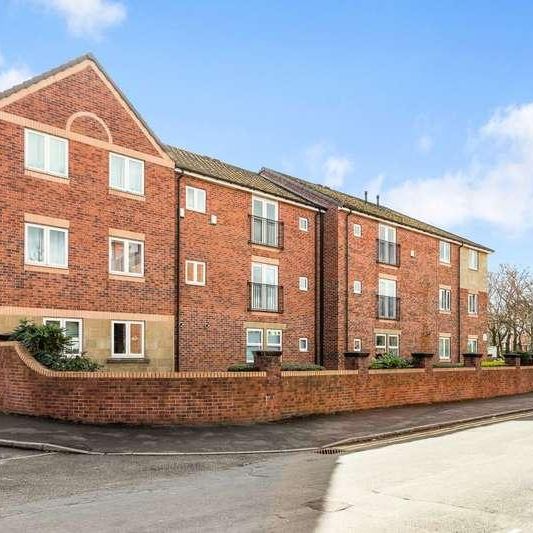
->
[457, 242, 464, 364]
[174, 169, 184, 371]
[344, 210, 350, 353]
[315, 210, 325, 366]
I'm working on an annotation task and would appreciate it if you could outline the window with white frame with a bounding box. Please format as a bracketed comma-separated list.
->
[378, 224, 398, 265]
[439, 288, 451, 312]
[251, 196, 279, 246]
[25, 223, 68, 268]
[375, 333, 399, 356]
[185, 186, 206, 213]
[468, 293, 478, 314]
[439, 241, 451, 264]
[44, 318, 82, 355]
[299, 276, 309, 291]
[251, 262, 279, 311]
[299, 217, 309, 231]
[468, 249, 479, 270]
[25, 129, 68, 178]
[353, 280, 362, 294]
[109, 153, 144, 195]
[266, 329, 282, 351]
[299, 338, 309, 352]
[467, 338, 478, 353]
[438, 336, 451, 360]
[112, 321, 144, 358]
[354, 338, 362, 352]
[246, 329, 263, 363]
[109, 237, 144, 276]
[185, 260, 206, 286]
[378, 278, 398, 319]
[353, 223, 362, 237]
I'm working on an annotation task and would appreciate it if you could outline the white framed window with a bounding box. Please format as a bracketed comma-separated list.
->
[438, 336, 451, 360]
[299, 217, 309, 231]
[251, 262, 279, 311]
[43, 318, 82, 356]
[109, 237, 144, 277]
[185, 186, 206, 213]
[439, 241, 451, 264]
[353, 223, 362, 237]
[388, 334, 399, 356]
[467, 338, 478, 353]
[185, 260, 206, 286]
[25, 223, 68, 268]
[378, 278, 398, 319]
[252, 196, 279, 246]
[25, 129, 68, 178]
[266, 329, 282, 351]
[354, 338, 362, 352]
[468, 249, 479, 270]
[439, 288, 451, 312]
[375, 333, 399, 356]
[299, 338, 309, 352]
[379, 224, 396, 243]
[246, 328, 263, 363]
[353, 280, 362, 294]
[112, 321, 144, 358]
[468, 293, 478, 315]
[109, 153, 144, 195]
[299, 276, 309, 291]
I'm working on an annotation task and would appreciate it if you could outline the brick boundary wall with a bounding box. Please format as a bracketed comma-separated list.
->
[1, 342, 533, 426]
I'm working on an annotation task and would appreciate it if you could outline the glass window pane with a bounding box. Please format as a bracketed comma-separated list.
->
[129, 323, 143, 355]
[65, 321, 80, 354]
[266, 202, 276, 220]
[49, 137, 67, 175]
[197, 189, 206, 212]
[247, 330, 262, 345]
[49, 229, 66, 266]
[186, 261, 195, 282]
[27, 226, 45, 263]
[128, 159, 143, 193]
[186, 187, 194, 209]
[252, 199, 263, 217]
[197, 262, 205, 283]
[26, 131, 45, 170]
[45, 319, 61, 328]
[128, 242, 143, 274]
[113, 323, 126, 355]
[110, 155, 125, 189]
[376, 335, 386, 347]
[111, 240, 125, 272]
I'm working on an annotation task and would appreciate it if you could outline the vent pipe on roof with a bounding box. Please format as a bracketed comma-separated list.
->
[376, 194, 380, 207]
[364, 191, 368, 202]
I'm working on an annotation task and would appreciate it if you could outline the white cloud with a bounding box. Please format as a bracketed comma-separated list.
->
[0, 53, 32, 91]
[384, 103, 533, 235]
[301, 142, 354, 188]
[33, 0, 126, 39]
[416, 134, 433, 154]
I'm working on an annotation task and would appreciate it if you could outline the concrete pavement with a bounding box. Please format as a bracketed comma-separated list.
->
[1, 392, 533, 453]
[2, 417, 533, 531]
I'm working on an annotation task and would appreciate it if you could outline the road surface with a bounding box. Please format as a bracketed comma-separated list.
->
[2, 418, 533, 531]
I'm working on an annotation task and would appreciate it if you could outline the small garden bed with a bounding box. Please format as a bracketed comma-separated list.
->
[370, 353, 414, 369]
[228, 362, 325, 372]
[10, 320, 101, 372]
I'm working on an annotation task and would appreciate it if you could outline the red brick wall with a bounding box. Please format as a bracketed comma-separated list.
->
[177, 176, 317, 371]
[0, 68, 176, 317]
[1, 342, 530, 426]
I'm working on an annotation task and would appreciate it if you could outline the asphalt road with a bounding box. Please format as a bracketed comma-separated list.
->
[2, 418, 533, 532]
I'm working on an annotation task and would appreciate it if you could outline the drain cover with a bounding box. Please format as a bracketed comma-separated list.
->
[315, 447, 344, 455]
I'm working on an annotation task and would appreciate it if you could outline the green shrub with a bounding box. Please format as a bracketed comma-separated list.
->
[481, 358, 506, 367]
[433, 362, 465, 368]
[10, 319, 101, 372]
[370, 353, 413, 369]
[281, 362, 325, 371]
[228, 363, 258, 372]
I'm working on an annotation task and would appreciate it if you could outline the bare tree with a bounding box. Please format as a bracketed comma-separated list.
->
[488, 264, 533, 355]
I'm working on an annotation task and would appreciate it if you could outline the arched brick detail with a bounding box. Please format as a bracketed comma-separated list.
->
[66, 111, 113, 143]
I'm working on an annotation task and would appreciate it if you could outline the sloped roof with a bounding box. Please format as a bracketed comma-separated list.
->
[166, 145, 316, 206]
[261, 168, 493, 252]
[0, 53, 168, 157]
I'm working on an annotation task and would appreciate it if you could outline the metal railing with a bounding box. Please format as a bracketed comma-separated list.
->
[376, 294, 400, 320]
[376, 239, 400, 266]
[248, 282, 283, 313]
[249, 215, 284, 249]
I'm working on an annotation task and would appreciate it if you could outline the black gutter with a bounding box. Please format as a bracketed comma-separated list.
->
[457, 242, 464, 364]
[344, 210, 350, 354]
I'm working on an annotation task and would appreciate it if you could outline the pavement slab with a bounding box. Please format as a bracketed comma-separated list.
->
[1, 392, 533, 453]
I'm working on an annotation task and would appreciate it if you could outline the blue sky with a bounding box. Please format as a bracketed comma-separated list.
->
[2, 1, 533, 268]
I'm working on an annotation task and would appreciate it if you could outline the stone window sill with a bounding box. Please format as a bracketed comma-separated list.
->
[109, 188, 145, 202]
[25, 169, 70, 184]
[109, 274, 145, 283]
[25, 264, 69, 275]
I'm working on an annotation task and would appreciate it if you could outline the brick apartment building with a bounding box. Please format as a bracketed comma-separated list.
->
[0, 54, 492, 372]
[261, 169, 492, 367]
